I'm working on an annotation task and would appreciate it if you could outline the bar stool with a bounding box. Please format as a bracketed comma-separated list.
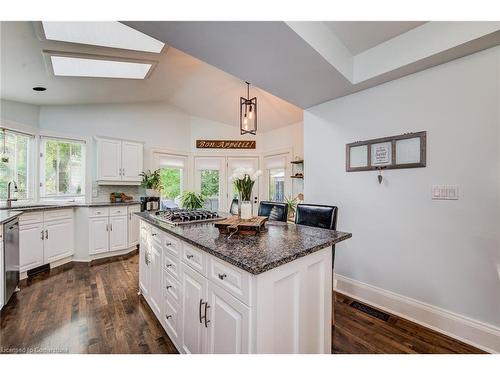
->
[258, 201, 288, 222]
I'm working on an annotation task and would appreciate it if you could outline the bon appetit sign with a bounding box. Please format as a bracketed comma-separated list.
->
[196, 140, 256, 149]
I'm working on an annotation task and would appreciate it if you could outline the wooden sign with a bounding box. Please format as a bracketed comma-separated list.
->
[196, 140, 256, 149]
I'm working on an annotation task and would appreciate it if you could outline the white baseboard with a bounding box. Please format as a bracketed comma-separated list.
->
[334, 274, 500, 353]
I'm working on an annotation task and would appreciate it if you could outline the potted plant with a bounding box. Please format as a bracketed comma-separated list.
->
[180, 191, 205, 209]
[285, 195, 298, 220]
[230, 168, 262, 220]
[140, 169, 162, 197]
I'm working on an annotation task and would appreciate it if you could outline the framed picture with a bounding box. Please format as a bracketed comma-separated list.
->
[346, 131, 426, 172]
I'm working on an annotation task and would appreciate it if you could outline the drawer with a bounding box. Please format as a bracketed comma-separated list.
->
[162, 270, 181, 305]
[150, 226, 164, 245]
[109, 206, 127, 216]
[140, 221, 150, 232]
[208, 256, 251, 305]
[19, 211, 43, 225]
[163, 233, 181, 259]
[89, 207, 109, 218]
[182, 243, 207, 276]
[162, 298, 180, 343]
[163, 251, 181, 280]
[44, 208, 73, 222]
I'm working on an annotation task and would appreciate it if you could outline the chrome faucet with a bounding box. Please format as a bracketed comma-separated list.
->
[6, 180, 18, 208]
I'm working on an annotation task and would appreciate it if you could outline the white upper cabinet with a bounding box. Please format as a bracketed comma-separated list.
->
[96, 137, 143, 184]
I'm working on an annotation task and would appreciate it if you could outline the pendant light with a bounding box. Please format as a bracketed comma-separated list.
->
[1, 128, 9, 163]
[240, 81, 257, 135]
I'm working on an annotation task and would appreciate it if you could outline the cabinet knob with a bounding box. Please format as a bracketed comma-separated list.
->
[186, 254, 194, 259]
[166, 242, 173, 246]
[152, 233, 157, 237]
[166, 285, 172, 290]
[166, 264, 173, 268]
[218, 273, 227, 280]
[166, 315, 172, 320]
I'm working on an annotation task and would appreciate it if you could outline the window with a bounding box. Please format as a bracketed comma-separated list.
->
[160, 167, 182, 200]
[0, 129, 33, 201]
[200, 170, 220, 211]
[153, 152, 188, 208]
[269, 168, 285, 202]
[40, 137, 85, 198]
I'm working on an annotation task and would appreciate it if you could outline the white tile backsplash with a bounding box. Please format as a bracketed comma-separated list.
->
[92, 185, 140, 203]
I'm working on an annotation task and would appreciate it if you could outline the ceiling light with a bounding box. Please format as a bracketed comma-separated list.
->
[41, 21, 165, 53]
[32, 86, 47, 91]
[240, 82, 257, 135]
[50, 55, 152, 79]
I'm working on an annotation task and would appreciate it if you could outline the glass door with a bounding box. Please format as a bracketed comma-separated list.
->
[194, 157, 225, 212]
[226, 157, 259, 216]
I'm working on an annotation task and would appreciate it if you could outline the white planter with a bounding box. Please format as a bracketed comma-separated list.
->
[145, 189, 158, 197]
[240, 201, 252, 220]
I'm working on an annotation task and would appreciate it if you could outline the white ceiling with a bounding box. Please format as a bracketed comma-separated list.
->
[324, 21, 426, 55]
[0, 21, 303, 131]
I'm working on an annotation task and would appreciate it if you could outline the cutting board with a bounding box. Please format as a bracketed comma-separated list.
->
[215, 216, 268, 235]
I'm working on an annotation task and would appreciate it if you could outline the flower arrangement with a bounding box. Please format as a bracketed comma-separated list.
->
[230, 168, 262, 201]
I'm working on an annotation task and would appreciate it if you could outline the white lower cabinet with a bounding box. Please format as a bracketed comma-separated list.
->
[89, 217, 109, 255]
[139, 225, 150, 297]
[19, 210, 74, 273]
[127, 205, 141, 247]
[148, 243, 162, 318]
[88, 211, 130, 255]
[109, 215, 128, 252]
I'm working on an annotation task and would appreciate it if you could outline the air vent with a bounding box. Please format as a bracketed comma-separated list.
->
[350, 301, 390, 321]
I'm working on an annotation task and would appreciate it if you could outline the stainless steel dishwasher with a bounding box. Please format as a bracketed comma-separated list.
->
[3, 217, 19, 305]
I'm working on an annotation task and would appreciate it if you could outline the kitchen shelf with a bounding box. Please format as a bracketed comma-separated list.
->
[291, 175, 304, 179]
[291, 160, 304, 164]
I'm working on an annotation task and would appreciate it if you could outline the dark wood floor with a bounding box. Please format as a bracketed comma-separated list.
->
[0, 254, 484, 354]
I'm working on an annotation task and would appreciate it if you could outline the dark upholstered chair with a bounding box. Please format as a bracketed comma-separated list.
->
[258, 201, 288, 222]
[294, 204, 338, 230]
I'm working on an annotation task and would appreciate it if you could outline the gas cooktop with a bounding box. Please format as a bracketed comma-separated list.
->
[150, 209, 224, 225]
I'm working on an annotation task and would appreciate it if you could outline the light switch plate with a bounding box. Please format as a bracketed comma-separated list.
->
[432, 185, 459, 200]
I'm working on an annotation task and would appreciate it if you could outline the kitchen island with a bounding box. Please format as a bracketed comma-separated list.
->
[136, 212, 351, 354]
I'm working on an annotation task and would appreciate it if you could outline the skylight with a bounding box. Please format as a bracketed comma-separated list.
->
[50, 56, 153, 79]
[42, 22, 165, 53]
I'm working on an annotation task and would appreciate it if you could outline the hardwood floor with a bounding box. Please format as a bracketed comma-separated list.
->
[1, 254, 485, 354]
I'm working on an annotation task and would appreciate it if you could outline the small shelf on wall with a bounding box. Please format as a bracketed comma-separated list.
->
[291, 159, 304, 164]
[291, 175, 304, 179]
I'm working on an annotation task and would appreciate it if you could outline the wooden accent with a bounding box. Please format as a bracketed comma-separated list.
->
[0, 254, 485, 354]
[196, 140, 256, 149]
[215, 216, 268, 235]
[346, 131, 426, 172]
[290, 160, 304, 164]
[332, 293, 485, 354]
[290, 175, 303, 179]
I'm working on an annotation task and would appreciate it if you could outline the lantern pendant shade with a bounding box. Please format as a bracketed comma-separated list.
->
[240, 82, 257, 135]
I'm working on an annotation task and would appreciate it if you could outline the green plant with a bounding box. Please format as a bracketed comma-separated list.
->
[285, 195, 298, 218]
[180, 191, 205, 209]
[230, 168, 262, 201]
[140, 169, 162, 190]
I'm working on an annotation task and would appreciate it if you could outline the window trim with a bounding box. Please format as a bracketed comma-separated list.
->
[39, 136, 87, 200]
[0, 127, 36, 203]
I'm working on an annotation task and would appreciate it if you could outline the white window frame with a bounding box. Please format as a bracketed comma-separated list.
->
[39, 135, 87, 201]
[263, 150, 292, 202]
[0, 126, 36, 203]
[151, 150, 189, 203]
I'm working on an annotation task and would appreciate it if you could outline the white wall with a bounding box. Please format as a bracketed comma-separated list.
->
[0, 99, 39, 128]
[304, 45, 500, 336]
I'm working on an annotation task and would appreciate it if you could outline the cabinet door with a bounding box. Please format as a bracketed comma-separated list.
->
[139, 227, 150, 297]
[44, 219, 74, 263]
[109, 215, 128, 252]
[121, 141, 143, 182]
[89, 217, 109, 255]
[149, 243, 162, 319]
[97, 138, 122, 181]
[127, 205, 141, 247]
[181, 264, 207, 354]
[206, 283, 250, 354]
[19, 222, 44, 272]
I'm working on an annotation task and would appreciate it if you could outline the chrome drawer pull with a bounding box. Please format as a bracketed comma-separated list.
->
[166, 264, 173, 268]
[166, 242, 173, 246]
[166, 285, 172, 290]
[186, 254, 194, 259]
[218, 273, 227, 280]
[166, 315, 172, 320]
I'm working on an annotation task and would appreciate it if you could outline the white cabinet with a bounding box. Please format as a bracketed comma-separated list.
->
[19, 209, 74, 273]
[127, 205, 141, 247]
[19, 222, 44, 272]
[121, 141, 143, 181]
[44, 219, 74, 263]
[89, 217, 109, 255]
[206, 283, 250, 354]
[109, 216, 128, 252]
[149, 243, 162, 318]
[180, 264, 208, 354]
[96, 137, 143, 184]
[139, 225, 150, 297]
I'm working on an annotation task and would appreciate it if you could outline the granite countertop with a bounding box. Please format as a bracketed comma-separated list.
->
[136, 212, 352, 275]
[0, 210, 23, 224]
[0, 201, 141, 212]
